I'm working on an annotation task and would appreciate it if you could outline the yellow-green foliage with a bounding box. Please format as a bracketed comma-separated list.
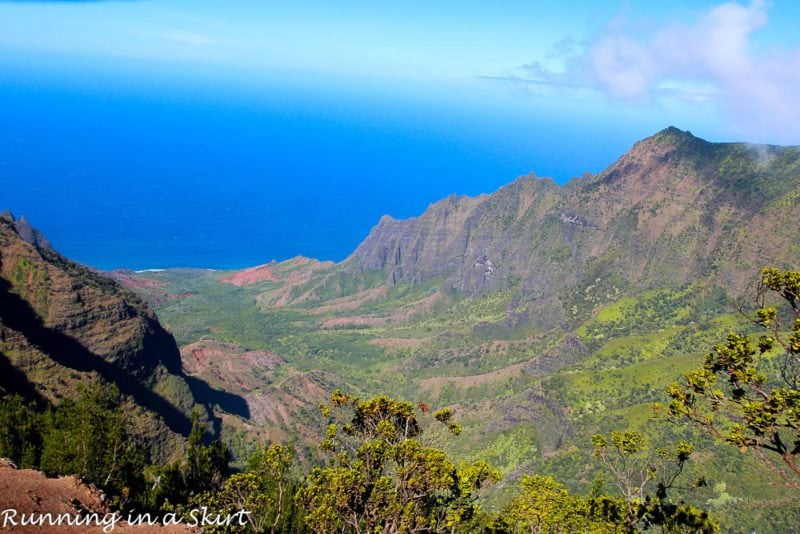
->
[503, 475, 615, 533]
[420, 290, 513, 328]
[301, 391, 499, 533]
[558, 353, 701, 415]
[773, 187, 800, 209]
[594, 295, 638, 323]
[589, 328, 678, 367]
[667, 268, 800, 488]
[473, 426, 538, 475]
[188, 443, 301, 533]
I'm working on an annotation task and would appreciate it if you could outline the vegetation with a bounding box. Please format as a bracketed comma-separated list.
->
[188, 444, 305, 533]
[128, 261, 800, 531]
[0, 385, 230, 513]
[1, 384, 148, 506]
[590, 431, 715, 532]
[502, 474, 607, 533]
[666, 268, 800, 488]
[300, 391, 499, 533]
[1, 383, 725, 532]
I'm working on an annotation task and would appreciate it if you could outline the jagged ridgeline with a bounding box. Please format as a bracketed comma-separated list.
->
[281, 127, 799, 317]
[0, 212, 224, 460]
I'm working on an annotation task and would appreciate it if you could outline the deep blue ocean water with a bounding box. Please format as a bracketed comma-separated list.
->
[0, 61, 645, 271]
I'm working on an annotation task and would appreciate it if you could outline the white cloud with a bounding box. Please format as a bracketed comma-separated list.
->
[504, 1, 800, 143]
[586, 33, 656, 100]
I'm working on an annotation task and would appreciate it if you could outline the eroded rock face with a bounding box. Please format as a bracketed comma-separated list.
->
[181, 339, 282, 392]
[342, 127, 800, 305]
[0, 217, 197, 451]
[0, 217, 182, 374]
[179, 339, 333, 444]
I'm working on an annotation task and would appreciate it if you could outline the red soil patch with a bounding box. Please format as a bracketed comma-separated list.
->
[418, 362, 527, 397]
[320, 316, 387, 329]
[108, 271, 192, 306]
[181, 340, 281, 393]
[312, 286, 388, 314]
[318, 291, 442, 330]
[0, 460, 191, 533]
[220, 264, 278, 286]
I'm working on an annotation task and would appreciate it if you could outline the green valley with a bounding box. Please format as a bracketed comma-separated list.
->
[112, 128, 800, 530]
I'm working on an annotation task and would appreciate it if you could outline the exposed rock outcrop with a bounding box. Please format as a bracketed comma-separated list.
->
[0, 211, 53, 251]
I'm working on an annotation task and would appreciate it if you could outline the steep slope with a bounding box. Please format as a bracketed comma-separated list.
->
[128, 129, 800, 415]
[232, 127, 783, 334]
[181, 339, 335, 444]
[0, 211, 53, 251]
[344, 127, 798, 299]
[0, 215, 225, 456]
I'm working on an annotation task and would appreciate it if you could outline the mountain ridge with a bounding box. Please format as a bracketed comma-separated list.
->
[0, 216, 245, 458]
[291, 127, 797, 308]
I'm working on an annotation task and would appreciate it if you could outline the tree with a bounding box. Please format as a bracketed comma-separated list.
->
[591, 431, 716, 532]
[189, 443, 305, 534]
[298, 391, 499, 533]
[666, 267, 800, 488]
[146, 412, 230, 512]
[502, 474, 610, 533]
[246, 443, 299, 533]
[0, 394, 43, 468]
[40, 383, 147, 501]
[184, 411, 230, 493]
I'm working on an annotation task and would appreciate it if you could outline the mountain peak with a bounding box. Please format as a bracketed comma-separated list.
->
[0, 211, 53, 252]
[590, 126, 717, 188]
[643, 126, 708, 151]
[654, 125, 695, 140]
[333, 127, 800, 301]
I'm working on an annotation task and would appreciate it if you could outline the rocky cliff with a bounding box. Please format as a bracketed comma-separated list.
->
[0, 216, 203, 455]
[0, 211, 53, 251]
[334, 127, 799, 325]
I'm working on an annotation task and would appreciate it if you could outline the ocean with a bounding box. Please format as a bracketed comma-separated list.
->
[0, 64, 636, 271]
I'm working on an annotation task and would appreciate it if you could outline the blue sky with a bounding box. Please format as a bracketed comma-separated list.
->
[1, 1, 800, 269]
[2, 0, 799, 144]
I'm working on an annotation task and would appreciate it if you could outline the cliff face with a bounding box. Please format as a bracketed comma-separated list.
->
[340, 127, 800, 317]
[0, 211, 53, 251]
[0, 217, 199, 450]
